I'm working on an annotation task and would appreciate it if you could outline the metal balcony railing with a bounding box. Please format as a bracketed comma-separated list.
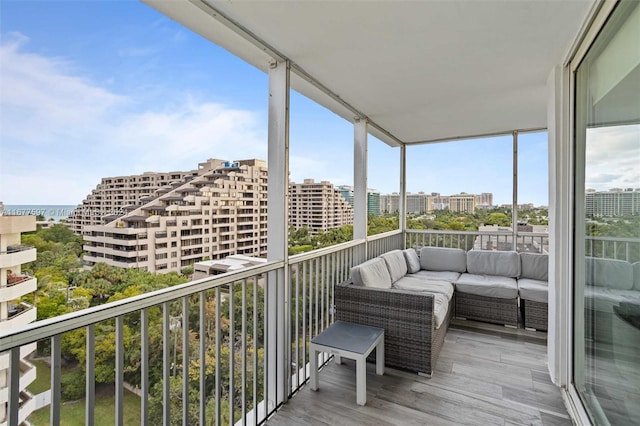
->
[406, 229, 549, 253]
[0, 232, 404, 426]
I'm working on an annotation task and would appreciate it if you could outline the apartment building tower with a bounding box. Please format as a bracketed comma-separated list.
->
[337, 185, 381, 216]
[68, 169, 201, 234]
[0, 215, 37, 424]
[83, 159, 268, 274]
[289, 179, 354, 234]
[449, 193, 477, 214]
[585, 188, 640, 217]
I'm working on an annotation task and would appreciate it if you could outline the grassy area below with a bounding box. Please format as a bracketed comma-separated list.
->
[27, 358, 52, 395]
[27, 386, 141, 426]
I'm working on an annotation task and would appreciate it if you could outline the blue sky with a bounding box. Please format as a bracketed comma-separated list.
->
[0, 1, 550, 206]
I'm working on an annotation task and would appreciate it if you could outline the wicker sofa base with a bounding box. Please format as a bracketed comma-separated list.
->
[455, 292, 518, 327]
[522, 300, 548, 331]
[335, 283, 451, 376]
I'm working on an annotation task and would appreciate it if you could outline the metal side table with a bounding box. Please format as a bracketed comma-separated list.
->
[310, 320, 384, 406]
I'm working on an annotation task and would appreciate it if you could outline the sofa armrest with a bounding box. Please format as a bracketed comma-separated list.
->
[335, 282, 435, 341]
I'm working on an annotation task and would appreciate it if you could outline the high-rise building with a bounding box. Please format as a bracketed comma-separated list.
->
[83, 159, 268, 273]
[290, 179, 354, 233]
[585, 188, 640, 217]
[406, 192, 429, 214]
[380, 193, 400, 214]
[0, 215, 37, 424]
[68, 169, 201, 234]
[475, 192, 494, 207]
[449, 193, 476, 213]
[337, 185, 381, 216]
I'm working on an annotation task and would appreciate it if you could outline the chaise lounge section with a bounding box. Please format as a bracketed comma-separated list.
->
[335, 249, 456, 376]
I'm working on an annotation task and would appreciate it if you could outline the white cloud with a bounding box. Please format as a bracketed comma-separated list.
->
[0, 34, 266, 204]
[585, 125, 640, 190]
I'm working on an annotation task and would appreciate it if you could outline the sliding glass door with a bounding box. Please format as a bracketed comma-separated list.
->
[573, 1, 640, 424]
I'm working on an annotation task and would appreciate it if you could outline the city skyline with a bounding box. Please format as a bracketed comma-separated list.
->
[0, 1, 558, 207]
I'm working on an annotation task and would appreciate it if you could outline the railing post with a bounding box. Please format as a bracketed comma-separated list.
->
[267, 59, 290, 408]
[512, 130, 519, 251]
[399, 144, 407, 247]
[354, 118, 368, 246]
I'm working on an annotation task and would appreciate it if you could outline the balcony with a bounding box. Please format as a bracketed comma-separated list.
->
[0, 302, 37, 332]
[0, 245, 37, 268]
[0, 274, 37, 302]
[0, 233, 575, 425]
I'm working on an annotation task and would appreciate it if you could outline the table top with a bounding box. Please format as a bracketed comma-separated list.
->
[311, 321, 384, 354]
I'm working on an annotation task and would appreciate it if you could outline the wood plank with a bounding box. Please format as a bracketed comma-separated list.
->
[268, 325, 571, 426]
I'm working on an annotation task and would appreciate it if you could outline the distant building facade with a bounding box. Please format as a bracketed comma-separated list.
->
[337, 185, 381, 216]
[83, 159, 268, 273]
[0, 215, 37, 423]
[290, 179, 354, 233]
[193, 255, 267, 279]
[585, 188, 640, 217]
[68, 168, 202, 234]
[449, 193, 476, 214]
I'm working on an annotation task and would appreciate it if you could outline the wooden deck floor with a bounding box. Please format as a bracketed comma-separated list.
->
[268, 321, 573, 426]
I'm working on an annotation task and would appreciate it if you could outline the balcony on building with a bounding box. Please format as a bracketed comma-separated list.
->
[2, 1, 638, 426]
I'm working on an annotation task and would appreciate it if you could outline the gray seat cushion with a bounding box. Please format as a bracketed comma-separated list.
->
[419, 247, 467, 273]
[393, 277, 454, 301]
[381, 250, 408, 283]
[351, 257, 392, 289]
[520, 253, 548, 281]
[584, 287, 640, 313]
[413, 270, 461, 284]
[518, 278, 548, 303]
[634, 262, 640, 290]
[403, 249, 421, 274]
[433, 293, 449, 329]
[466, 250, 520, 278]
[585, 257, 633, 290]
[455, 273, 518, 299]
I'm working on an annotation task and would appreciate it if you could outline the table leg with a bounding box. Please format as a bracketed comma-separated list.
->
[334, 353, 342, 365]
[356, 356, 366, 406]
[310, 346, 319, 391]
[376, 335, 384, 376]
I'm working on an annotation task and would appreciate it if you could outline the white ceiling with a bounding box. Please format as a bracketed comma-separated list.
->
[146, 0, 596, 146]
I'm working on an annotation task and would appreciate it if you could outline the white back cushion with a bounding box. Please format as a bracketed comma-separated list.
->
[419, 247, 467, 272]
[403, 249, 421, 274]
[381, 250, 408, 283]
[466, 250, 520, 278]
[520, 253, 548, 281]
[353, 257, 392, 289]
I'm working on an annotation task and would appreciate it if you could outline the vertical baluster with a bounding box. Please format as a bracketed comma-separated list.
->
[86, 324, 95, 426]
[198, 292, 206, 426]
[302, 261, 308, 383]
[252, 278, 258, 425]
[8, 347, 20, 426]
[115, 316, 124, 426]
[182, 297, 189, 426]
[51, 334, 61, 426]
[141, 309, 149, 426]
[241, 279, 247, 426]
[229, 283, 235, 425]
[215, 287, 221, 426]
[263, 276, 268, 419]
[162, 303, 170, 426]
[320, 255, 325, 331]
[315, 257, 319, 337]
[294, 263, 300, 388]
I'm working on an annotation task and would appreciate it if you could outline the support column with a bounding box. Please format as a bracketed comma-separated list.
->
[267, 59, 290, 408]
[547, 64, 572, 387]
[512, 131, 519, 251]
[399, 144, 407, 241]
[353, 119, 368, 242]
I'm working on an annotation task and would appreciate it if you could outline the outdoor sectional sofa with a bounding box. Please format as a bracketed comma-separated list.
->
[334, 247, 553, 376]
[335, 248, 459, 376]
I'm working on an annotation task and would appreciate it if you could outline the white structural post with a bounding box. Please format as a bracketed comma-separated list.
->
[353, 119, 368, 244]
[399, 144, 407, 242]
[547, 64, 572, 387]
[512, 131, 519, 251]
[267, 59, 290, 409]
